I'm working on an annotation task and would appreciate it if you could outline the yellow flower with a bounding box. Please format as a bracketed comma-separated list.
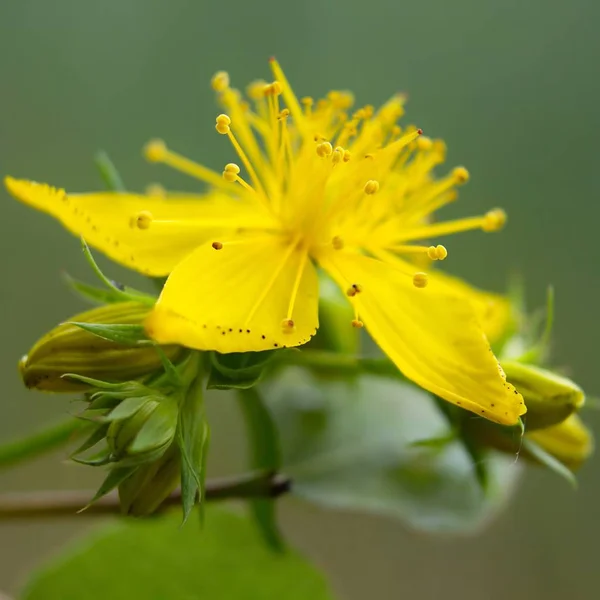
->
[5, 60, 525, 425]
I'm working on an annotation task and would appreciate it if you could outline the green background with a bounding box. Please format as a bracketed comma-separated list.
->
[0, 0, 598, 597]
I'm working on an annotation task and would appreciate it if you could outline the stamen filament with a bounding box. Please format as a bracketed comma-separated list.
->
[286, 246, 309, 320]
[392, 216, 489, 243]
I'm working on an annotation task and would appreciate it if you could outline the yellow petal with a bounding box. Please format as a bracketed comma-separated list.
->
[5, 177, 274, 276]
[146, 237, 319, 352]
[526, 414, 593, 471]
[427, 269, 513, 344]
[318, 249, 526, 425]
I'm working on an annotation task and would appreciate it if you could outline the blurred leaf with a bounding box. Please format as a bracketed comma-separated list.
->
[238, 387, 284, 551]
[264, 369, 522, 534]
[22, 507, 334, 600]
[520, 439, 577, 487]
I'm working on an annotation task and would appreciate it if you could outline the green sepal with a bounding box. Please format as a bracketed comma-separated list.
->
[105, 396, 156, 422]
[70, 424, 110, 457]
[520, 439, 577, 487]
[207, 351, 275, 390]
[128, 397, 179, 455]
[84, 466, 138, 510]
[70, 322, 151, 346]
[71, 448, 112, 467]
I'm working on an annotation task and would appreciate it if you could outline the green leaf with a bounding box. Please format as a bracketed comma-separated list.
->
[265, 369, 521, 534]
[22, 507, 334, 600]
[85, 466, 138, 507]
[63, 273, 126, 305]
[70, 424, 109, 457]
[207, 351, 275, 390]
[237, 387, 284, 551]
[94, 150, 126, 192]
[70, 322, 151, 346]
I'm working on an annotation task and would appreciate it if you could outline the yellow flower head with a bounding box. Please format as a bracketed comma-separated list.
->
[5, 59, 525, 425]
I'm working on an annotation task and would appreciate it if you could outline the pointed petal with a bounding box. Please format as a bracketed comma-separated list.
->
[146, 238, 319, 352]
[5, 177, 273, 276]
[427, 270, 513, 344]
[318, 249, 526, 425]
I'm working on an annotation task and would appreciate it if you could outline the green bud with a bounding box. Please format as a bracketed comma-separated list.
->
[107, 400, 159, 458]
[21, 302, 183, 392]
[119, 448, 181, 516]
[501, 360, 584, 430]
[526, 414, 593, 471]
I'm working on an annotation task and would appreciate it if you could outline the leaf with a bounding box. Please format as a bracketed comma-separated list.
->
[207, 351, 275, 390]
[84, 466, 138, 508]
[237, 387, 284, 551]
[21, 507, 334, 600]
[94, 150, 125, 192]
[264, 369, 522, 534]
[63, 273, 126, 305]
[70, 322, 152, 346]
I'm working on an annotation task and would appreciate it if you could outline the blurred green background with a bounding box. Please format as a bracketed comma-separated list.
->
[1, 0, 598, 597]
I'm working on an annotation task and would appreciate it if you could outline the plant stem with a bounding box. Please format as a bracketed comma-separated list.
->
[0, 418, 86, 469]
[283, 350, 404, 379]
[0, 471, 291, 520]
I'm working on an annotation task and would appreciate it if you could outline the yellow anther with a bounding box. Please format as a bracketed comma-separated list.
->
[211, 71, 230, 92]
[264, 81, 282, 96]
[316, 141, 333, 158]
[413, 272, 428, 288]
[281, 318, 296, 333]
[278, 108, 290, 120]
[346, 283, 363, 297]
[215, 114, 231, 135]
[452, 166, 470, 184]
[144, 139, 167, 163]
[247, 79, 267, 99]
[391, 125, 402, 138]
[426, 244, 448, 260]
[417, 136, 434, 151]
[363, 104, 374, 119]
[301, 96, 314, 107]
[145, 183, 166, 198]
[364, 180, 380, 195]
[482, 209, 507, 232]
[332, 149, 343, 165]
[343, 149, 351, 162]
[131, 210, 153, 230]
[435, 244, 448, 260]
[222, 162, 240, 182]
[332, 236, 344, 250]
[212, 241, 223, 250]
[351, 319, 364, 328]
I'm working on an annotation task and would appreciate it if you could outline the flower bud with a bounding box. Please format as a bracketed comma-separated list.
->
[526, 414, 593, 471]
[21, 302, 184, 392]
[501, 360, 584, 430]
[118, 448, 181, 516]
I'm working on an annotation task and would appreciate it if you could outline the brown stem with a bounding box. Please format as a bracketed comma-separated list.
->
[0, 471, 291, 520]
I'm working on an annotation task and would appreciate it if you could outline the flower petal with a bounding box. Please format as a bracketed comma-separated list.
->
[318, 249, 526, 425]
[5, 177, 273, 276]
[427, 270, 513, 344]
[146, 238, 319, 352]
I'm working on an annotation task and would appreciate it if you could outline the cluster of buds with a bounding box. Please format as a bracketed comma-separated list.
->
[21, 301, 207, 518]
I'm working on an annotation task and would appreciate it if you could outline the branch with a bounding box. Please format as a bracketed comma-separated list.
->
[0, 471, 290, 520]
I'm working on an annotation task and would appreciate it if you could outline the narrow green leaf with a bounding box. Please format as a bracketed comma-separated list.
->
[237, 387, 284, 551]
[84, 466, 138, 508]
[94, 150, 125, 192]
[63, 273, 125, 305]
[70, 322, 151, 346]
[70, 424, 110, 457]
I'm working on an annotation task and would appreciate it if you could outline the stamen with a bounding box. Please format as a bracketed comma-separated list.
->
[482, 209, 507, 232]
[222, 162, 241, 182]
[412, 272, 428, 288]
[332, 236, 344, 250]
[211, 71, 230, 92]
[316, 142, 333, 158]
[452, 166, 470, 184]
[143, 139, 229, 190]
[281, 318, 296, 334]
[301, 96, 314, 115]
[145, 183, 166, 198]
[215, 114, 231, 135]
[130, 211, 153, 230]
[346, 283, 363, 297]
[351, 319, 364, 328]
[212, 241, 223, 250]
[364, 180, 379, 195]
